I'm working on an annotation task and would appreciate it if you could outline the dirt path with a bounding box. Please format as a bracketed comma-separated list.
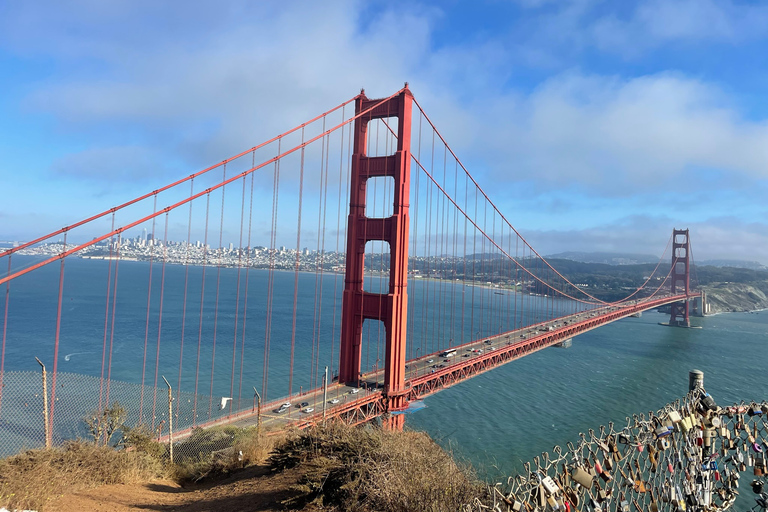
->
[47, 465, 311, 512]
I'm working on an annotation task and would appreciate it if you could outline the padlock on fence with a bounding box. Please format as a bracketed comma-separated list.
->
[571, 466, 594, 488]
[541, 474, 559, 496]
[700, 393, 717, 412]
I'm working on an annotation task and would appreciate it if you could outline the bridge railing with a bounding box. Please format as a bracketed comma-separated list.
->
[465, 388, 767, 512]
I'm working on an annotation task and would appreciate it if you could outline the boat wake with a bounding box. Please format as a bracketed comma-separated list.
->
[64, 352, 92, 361]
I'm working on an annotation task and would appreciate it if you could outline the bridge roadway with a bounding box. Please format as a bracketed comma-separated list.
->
[163, 292, 695, 441]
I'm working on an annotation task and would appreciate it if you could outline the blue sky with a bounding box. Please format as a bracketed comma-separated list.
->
[1, 0, 767, 263]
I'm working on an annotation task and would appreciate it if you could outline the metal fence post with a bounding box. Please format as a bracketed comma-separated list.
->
[689, 369, 704, 391]
[253, 387, 261, 436]
[35, 357, 51, 449]
[323, 366, 328, 425]
[162, 376, 173, 464]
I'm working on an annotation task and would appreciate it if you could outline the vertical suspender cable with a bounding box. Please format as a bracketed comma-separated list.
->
[461, 170, 468, 345]
[436, 144, 446, 350]
[49, 232, 67, 431]
[263, 137, 282, 402]
[105, 233, 122, 408]
[151, 213, 169, 428]
[209, 164, 227, 420]
[177, 178, 194, 414]
[330, 106, 348, 384]
[408, 112, 421, 364]
[237, 160, 256, 410]
[316, 130, 332, 391]
[470, 186, 477, 341]
[193, 193, 211, 426]
[311, 119, 327, 392]
[450, 159, 458, 347]
[229, 175, 247, 415]
[98, 214, 115, 411]
[289, 127, 306, 397]
[140, 195, 158, 425]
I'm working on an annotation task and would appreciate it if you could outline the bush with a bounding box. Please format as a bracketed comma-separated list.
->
[120, 423, 167, 459]
[270, 423, 483, 512]
[84, 402, 126, 446]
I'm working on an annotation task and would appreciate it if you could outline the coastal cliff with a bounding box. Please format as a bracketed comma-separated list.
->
[702, 281, 768, 313]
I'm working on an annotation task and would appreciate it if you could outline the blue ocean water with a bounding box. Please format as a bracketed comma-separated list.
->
[0, 255, 573, 404]
[408, 308, 768, 480]
[2, 254, 767, 482]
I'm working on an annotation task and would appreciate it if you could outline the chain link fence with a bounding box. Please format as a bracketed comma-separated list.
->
[466, 386, 768, 512]
[0, 370, 263, 462]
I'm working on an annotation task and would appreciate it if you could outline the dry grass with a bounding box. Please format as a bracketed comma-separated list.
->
[270, 422, 484, 512]
[1, 423, 481, 512]
[0, 440, 166, 511]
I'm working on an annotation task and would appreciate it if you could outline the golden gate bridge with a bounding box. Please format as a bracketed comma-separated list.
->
[0, 85, 700, 449]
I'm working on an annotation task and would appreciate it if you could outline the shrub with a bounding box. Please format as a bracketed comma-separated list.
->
[270, 423, 483, 512]
[120, 423, 167, 459]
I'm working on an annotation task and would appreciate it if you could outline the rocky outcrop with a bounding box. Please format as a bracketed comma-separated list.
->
[702, 281, 768, 313]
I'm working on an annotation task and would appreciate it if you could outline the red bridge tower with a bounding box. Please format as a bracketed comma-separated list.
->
[669, 228, 691, 327]
[339, 87, 412, 430]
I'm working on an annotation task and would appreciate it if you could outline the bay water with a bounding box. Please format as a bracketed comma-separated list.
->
[2, 255, 768, 482]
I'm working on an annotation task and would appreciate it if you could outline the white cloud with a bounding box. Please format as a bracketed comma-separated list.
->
[454, 72, 768, 191]
[592, 0, 768, 54]
[11, 1, 434, 172]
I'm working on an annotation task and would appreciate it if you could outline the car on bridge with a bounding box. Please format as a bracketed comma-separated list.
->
[276, 403, 291, 414]
[350, 388, 361, 394]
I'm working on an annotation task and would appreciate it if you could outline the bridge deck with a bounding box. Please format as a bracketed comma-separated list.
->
[162, 293, 695, 440]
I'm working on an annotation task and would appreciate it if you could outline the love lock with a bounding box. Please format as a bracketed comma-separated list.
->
[700, 393, 717, 412]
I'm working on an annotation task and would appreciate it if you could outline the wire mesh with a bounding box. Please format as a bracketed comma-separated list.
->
[0, 370, 263, 462]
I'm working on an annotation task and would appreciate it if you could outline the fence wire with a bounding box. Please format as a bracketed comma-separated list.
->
[466, 388, 768, 512]
[0, 370, 262, 462]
